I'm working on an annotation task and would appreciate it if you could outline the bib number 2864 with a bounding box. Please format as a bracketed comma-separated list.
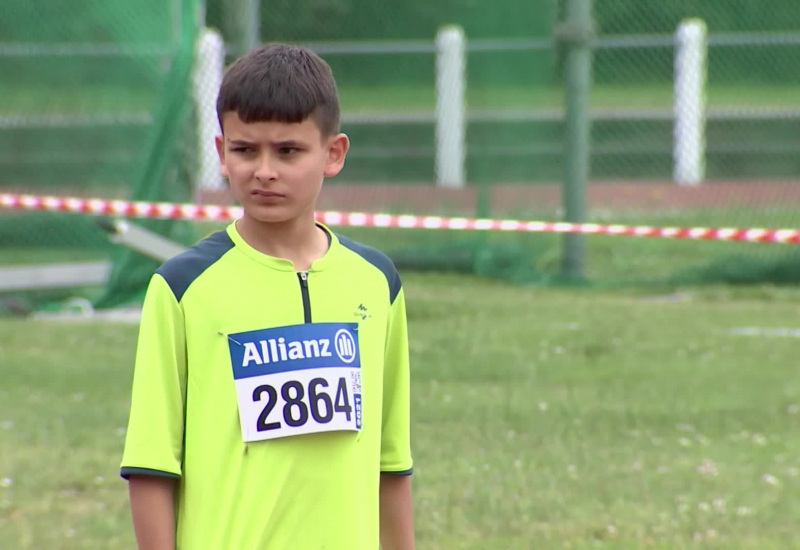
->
[236, 367, 362, 441]
[228, 323, 363, 442]
[253, 375, 354, 431]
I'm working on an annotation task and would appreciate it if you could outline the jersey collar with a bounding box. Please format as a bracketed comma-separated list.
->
[226, 221, 342, 272]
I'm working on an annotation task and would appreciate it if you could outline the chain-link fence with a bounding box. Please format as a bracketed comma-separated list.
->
[581, 1, 800, 286]
[0, 0, 201, 309]
[201, 0, 800, 186]
[3, 0, 800, 313]
[199, 0, 800, 286]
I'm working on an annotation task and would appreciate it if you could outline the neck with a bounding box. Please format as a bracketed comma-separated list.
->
[236, 212, 328, 271]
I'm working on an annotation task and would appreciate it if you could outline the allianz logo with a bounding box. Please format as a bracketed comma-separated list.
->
[241, 329, 357, 367]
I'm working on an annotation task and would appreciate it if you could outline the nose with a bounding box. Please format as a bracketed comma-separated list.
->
[254, 153, 278, 182]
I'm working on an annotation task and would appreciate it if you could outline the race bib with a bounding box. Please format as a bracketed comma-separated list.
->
[227, 323, 362, 442]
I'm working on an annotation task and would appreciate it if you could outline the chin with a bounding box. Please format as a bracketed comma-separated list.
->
[244, 205, 302, 224]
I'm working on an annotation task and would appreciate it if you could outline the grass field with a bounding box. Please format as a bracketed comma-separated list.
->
[2, 274, 800, 548]
[5, 81, 800, 186]
[339, 83, 800, 112]
[4, 80, 800, 186]
[4, 83, 800, 116]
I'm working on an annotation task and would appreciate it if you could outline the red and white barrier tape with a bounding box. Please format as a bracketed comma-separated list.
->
[2, 192, 799, 244]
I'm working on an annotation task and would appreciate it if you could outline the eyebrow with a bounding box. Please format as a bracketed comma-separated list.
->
[227, 139, 305, 148]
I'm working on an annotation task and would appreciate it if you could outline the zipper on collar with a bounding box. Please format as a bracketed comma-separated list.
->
[297, 272, 312, 323]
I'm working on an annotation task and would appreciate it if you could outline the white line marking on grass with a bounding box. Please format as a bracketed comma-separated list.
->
[727, 327, 800, 338]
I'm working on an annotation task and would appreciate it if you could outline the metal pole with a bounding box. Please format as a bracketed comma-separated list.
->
[173, 0, 182, 45]
[560, 0, 594, 280]
[224, 0, 260, 56]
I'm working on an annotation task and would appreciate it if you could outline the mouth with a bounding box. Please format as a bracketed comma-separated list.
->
[251, 190, 285, 198]
[250, 189, 287, 205]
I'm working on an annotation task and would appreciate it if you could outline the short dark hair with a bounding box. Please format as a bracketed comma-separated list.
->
[216, 44, 340, 137]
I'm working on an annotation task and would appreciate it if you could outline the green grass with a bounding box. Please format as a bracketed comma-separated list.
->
[3, 83, 800, 116]
[336, 206, 800, 287]
[340, 83, 800, 112]
[3, 206, 799, 293]
[2, 274, 800, 548]
[0, 85, 158, 116]
[3, 82, 799, 183]
[0, 249, 109, 266]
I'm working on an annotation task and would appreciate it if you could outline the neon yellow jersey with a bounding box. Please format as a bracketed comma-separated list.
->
[120, 222, 412, 550]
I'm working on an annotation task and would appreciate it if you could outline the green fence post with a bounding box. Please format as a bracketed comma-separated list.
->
[559, 0, 594, 280]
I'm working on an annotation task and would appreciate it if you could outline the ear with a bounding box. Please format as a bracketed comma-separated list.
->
[323, 133, 350, 178]
[215, 134, 229, 178]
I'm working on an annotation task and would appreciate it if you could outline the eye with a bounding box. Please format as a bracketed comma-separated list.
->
[278, 147, 300, 156]
[230, 146, 254, 154]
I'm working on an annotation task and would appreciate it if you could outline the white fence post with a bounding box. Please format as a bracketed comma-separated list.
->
[435, 25, 466, 188]
[673, 19, 708, 186]
[193, 28, 226, 193]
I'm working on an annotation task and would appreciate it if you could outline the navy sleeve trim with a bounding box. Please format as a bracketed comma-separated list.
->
[337, 235, 402, 304]
[381, 468, 413, 476]
[156, 230, 234, 302]
[120, 467, 181, 480]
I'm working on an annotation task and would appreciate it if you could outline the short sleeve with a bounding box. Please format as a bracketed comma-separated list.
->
[380, 287, 413, 475]
[120, 273, 187, 480]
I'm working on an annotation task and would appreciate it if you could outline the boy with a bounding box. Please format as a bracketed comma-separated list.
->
[120, 44, 414, 550]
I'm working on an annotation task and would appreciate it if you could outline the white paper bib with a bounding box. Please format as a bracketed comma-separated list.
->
[227, 323, 362, 442]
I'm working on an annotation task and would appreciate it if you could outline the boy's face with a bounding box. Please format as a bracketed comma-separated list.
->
[215, 112, 349, 225]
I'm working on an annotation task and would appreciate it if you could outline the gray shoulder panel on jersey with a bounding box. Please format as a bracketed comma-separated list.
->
[337, 234, 402, 304]
[156, 230, 235, 302]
